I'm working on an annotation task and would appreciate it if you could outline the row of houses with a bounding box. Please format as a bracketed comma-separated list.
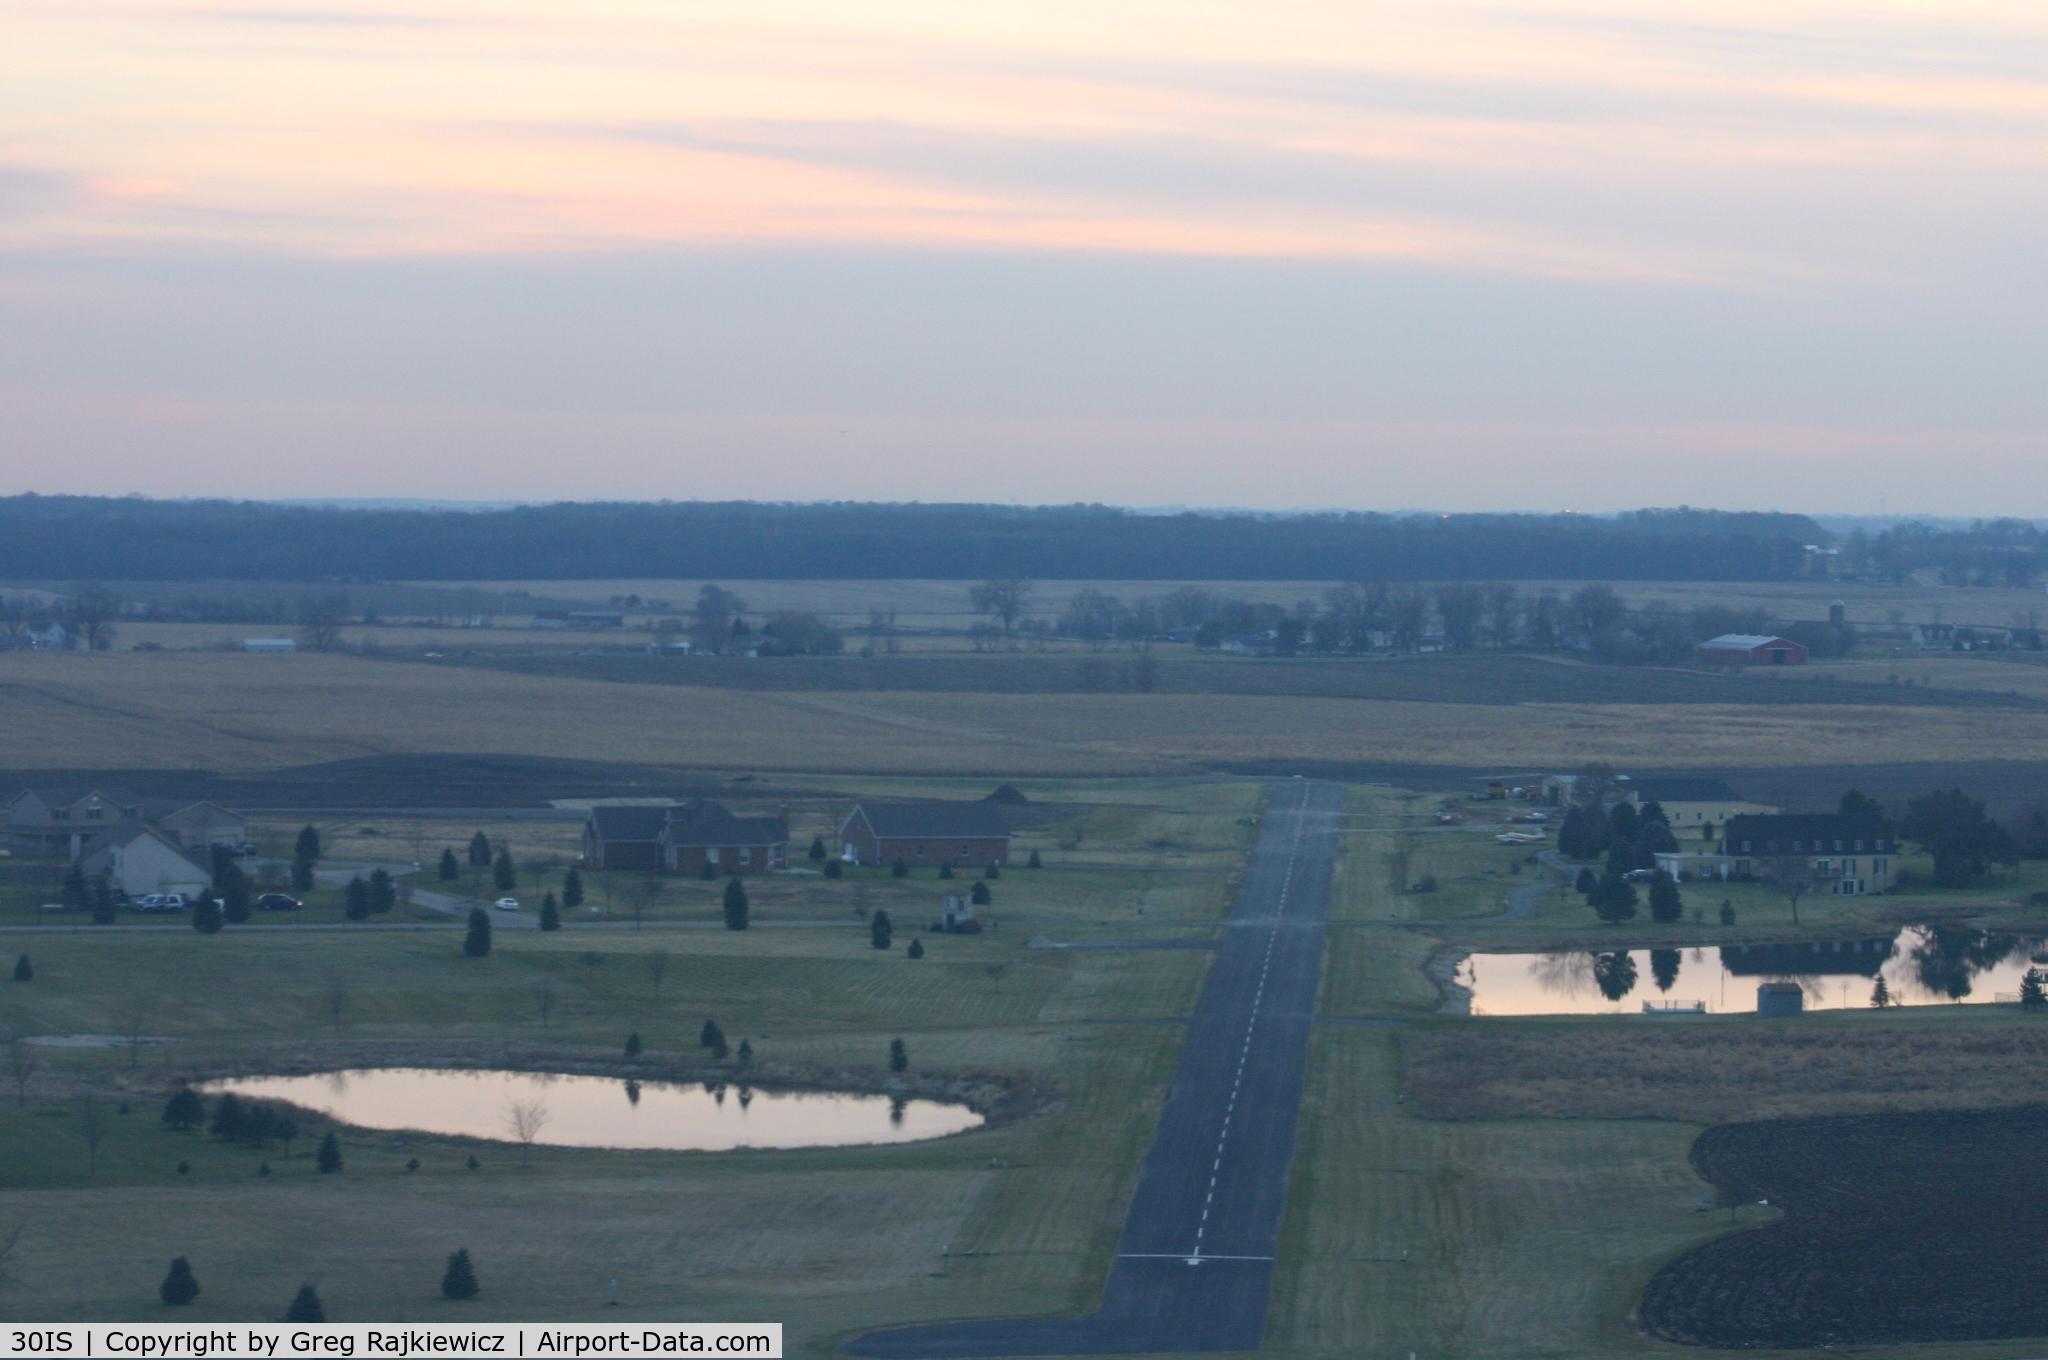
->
[581, 794, 1016, 874]
[3, 787, 248, 898]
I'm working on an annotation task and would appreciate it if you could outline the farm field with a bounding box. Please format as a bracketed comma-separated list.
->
[16, 649, 2048, 780]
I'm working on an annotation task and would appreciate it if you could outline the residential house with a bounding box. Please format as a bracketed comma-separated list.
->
[579, 800, 789, 874]
[77, 822, 213, 899]
[1619, 778, 1777, 832]
[839, 800, 1013, 867]
[659, 800, 788, 875]
[579, 805, 670, 871]
[1655, 812, 1896, 895]
[5, 788, 246, 858]
[1698, 634, 1809, 667]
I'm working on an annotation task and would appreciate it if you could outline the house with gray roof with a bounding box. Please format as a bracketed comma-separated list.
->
[838, 800, 1013, 867]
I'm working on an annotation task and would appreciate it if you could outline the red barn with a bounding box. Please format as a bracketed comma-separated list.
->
[1699, 633, 1808, 667]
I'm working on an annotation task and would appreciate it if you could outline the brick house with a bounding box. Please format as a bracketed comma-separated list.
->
[838, 800, 1012, 867]
[659, 800, 788, 875]
[581, 801, 787, 874]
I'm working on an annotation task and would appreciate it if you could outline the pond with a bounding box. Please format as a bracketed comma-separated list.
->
[196, 1068, 984, 1150]
[1460, 926, 2048, 1016]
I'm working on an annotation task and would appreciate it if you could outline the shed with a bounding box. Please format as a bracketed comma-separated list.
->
[241, 638, 296, 653]
[1756, 981, 1806, 1017]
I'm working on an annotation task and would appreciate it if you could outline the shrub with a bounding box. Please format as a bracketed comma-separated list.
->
[539, 893, 561, 931]
[12, 954, 31, 982]
[938, 860, 955, 879]
[698, 860, 716, 881]
[624, 1032, 642, 1059]
[1719, 900, 1736, 926]
[465, 1154, 480, 1171]
[316, 1131, 343, 1174]
[891, 858, 909, 879]
[191, 896, 224, 934]
[970, 881, 991, 905]
[823, 859, 842, 879]
[161, 1088, 205, 1131]
[907, 938, 925, 959]
[870, 909, 894, 951]
[808, 837, 827, 861]
[723, 878, 749, 931]
[160, 1257, 200, 1307]
[985, 863, 1000, 880]
[462, 908, 492, 958]
[285, 1284, 325, 1323]
[1027, 850, 1043, 869]
[888, 1038, 908, 1073]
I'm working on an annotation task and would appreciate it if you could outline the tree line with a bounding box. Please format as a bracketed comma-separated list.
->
[0, 496, 1822, 582]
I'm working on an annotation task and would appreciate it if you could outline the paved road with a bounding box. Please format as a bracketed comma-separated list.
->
[1493, 848, 1575, 922]
[847, 780, 1342, 1357]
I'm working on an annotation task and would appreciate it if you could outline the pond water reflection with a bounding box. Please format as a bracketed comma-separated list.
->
[1462, 927, 2046, 1016]
[196, 1068, 984, 1150]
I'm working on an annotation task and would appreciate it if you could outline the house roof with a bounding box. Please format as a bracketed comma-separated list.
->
[1700, 634, 1797, 650]
[79, 820, 213, 874]
[9, 785, 145, 811]
[1628, 778, 1742, 804]
[665, 799, 787, 847]
[850, 800, 1014, 840]
[1723, 813, 1890, 848]
[585, 804, 670, 844]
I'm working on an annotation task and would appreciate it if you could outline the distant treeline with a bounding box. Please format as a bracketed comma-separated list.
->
[0, 497, 1822, 582]
[1838, 519, 2047, 588]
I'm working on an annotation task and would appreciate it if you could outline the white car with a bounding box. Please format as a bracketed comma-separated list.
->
[134, 893, 189, 913]
[493, 896, 521, 911]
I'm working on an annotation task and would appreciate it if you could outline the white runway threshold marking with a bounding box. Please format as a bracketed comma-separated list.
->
[1187, 786, 1310, 1265]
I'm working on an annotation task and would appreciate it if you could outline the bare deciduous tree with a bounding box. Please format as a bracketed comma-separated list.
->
[535, 982, 556, 1029]
[631, 877, 662, 931]
[505, 1098, 550, 1169]
[115, 997, 151, 1070]
[1757, 856, 1827, 926]
[78, 1098, 109, 1177]
[6, 1040, 37, 1109]
[323, 977, 351, 1033]
[643, 948, 671, 1005]
[969, 579, 1032, 641]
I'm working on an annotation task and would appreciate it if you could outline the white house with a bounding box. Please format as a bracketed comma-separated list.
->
[77, 823, 212, 898]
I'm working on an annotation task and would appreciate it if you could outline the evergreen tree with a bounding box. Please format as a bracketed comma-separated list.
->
[191, 895, 224, 934]
[2022, 968, 2048, 1010]
[1027, 850, 1043, 869]
[465, 1154, 480, 1171]
[561, 868, 584, 910]
[1647, 872, 1683, 923]
[217, 864, 252, 924]
[823, 859, 842, 879]
[1590, 869, 1637, 924]
[440, 1249, 480, 1300]
[907, 938, 925, 959]
[295, 825, 323, 864]
[61, 861, 88, 911]
[316, 1131, 343, 1174]
[970, 881, 991, 906]
[160, 1257, 200, 1307]
[284, 1284, 326, 1323]
[723, 878, 749, 931]
[709, 1032, 729, 1061]
[1839, 789, 1886, 823]
[888, 1038, 908, 1073]
[439, 849, 460, 882]
[1608, 802, 1640, 844]
[12, 953, 31, 982]
[162, 1088, 205, 1130]
[89, 875, 117, 923]
[492, 849, 516, 893]
[210, 1092, 245, 1141]
[368, 868, 396, 914]
[736, 1040, 752, 1065]
[891, 857, 909, 879]
[1870, 975, 1893, 1008]
[1574, 867, 1597, 897]
[870, 909, 893, 951]
[539, 893, 561, 931]
[699, 1018, 722, 1048]
[291, 856, 315, 893]
[985, 863, 1000, 880]
[462, 908, 492, 958]
[937, 860, 955, 880]
[1718, 900, 1736, 926]
[343, 877, 370, 921]
[468, 831, 492, 867]
[808, 836, 827, 861]
[624, 1032, 642, 1058]
[699, 860, 716, 881]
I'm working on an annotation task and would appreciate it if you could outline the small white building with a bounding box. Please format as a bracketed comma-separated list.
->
[242, 638, 296, 653]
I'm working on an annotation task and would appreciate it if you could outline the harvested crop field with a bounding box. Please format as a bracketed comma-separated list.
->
[1401, 1017, 2048, 1123]
[1640, 1106, 2048, 1348]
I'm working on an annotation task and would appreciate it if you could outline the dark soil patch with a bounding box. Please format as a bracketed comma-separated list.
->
[422, 651, 2046, 711]
[1641, 1106, 2048, 1348]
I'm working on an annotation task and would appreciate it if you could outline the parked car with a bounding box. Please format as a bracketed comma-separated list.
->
[256, 893, 302, 912]
[1624, 868, 1661, 883]
[133, 893, 189, 913]
[493, 896, 520, 911]
[225, 840, 259, 857]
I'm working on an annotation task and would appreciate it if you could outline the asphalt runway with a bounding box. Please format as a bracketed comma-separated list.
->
[846, 779, 1342, 1357]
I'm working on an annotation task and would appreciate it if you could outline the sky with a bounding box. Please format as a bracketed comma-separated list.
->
[1, 0, 2044, 513]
